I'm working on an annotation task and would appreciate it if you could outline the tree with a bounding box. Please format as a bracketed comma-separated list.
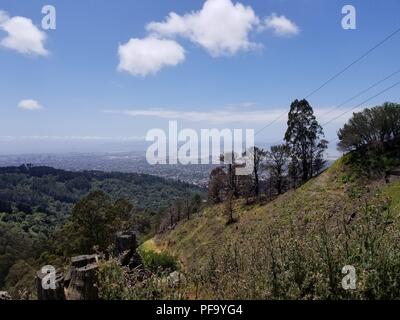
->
[190, 193, 202, 214]
[159, 193, 202, 233]
[174, 200, 183, 222]
[0, 222, 34, 287]
[61, 191, 133, 254]
[284, 99, 327, 184]
[237, 174, 254, 204]
[266, 144, 290, 195]
[169, 206, 175, 229]
[208, 167, 227, 204]
[288, 157, 300, 189]
[312, 139, 328, 175]
[220, 152, 239, 198]
[131, 214, 151, 234]
[251, 147, 267, 198]
[184, 194, 191, 220]
[338, 102, 400, 151]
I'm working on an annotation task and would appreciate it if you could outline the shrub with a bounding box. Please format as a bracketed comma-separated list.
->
[139, 249, 178, 272]
[97, 256, 187, 300]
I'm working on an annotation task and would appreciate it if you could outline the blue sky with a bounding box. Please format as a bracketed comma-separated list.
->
[0, 0, 399, 155]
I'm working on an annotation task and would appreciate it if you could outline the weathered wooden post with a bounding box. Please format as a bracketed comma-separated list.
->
[115, 231, 141, 268]
[65, 254, 99, 300]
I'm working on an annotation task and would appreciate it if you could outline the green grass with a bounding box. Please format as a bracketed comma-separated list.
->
[138, 246, 178, 272]
[140, 239, 161, 253]
[381, 180, 400, 217]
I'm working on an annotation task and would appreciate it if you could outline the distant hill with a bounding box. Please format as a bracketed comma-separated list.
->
[0, 164, 203, 210]
[0, 164, 204, 289]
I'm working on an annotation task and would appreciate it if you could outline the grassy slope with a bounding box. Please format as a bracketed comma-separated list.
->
[144, 156, 400, 271]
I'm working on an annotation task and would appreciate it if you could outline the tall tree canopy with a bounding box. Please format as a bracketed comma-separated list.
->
[338, 102, 400, 151]
[285, 99, 327, 184]
[60, 191, 133, 254]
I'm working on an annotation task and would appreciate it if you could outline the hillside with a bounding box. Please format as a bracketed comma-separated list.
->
[145, 155, 400, 299]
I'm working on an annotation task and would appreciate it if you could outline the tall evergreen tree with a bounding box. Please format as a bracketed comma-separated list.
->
[284, 99, 327, 184]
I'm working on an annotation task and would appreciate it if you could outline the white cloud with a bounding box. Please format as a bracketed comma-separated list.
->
[117, 37, 185, 76]
[18, 99, 43, 111]
[146, 0, 260, 57]
[103, 106, 361, 125]
[0, 10, 9, 24]
[0, 10, 48, 56]
[263, 14, 300, 37]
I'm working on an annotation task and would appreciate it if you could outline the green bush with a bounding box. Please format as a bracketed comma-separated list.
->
[139, 249, 178, 272]
[97, 257, 187, 300]
[97, 258, 127, 300]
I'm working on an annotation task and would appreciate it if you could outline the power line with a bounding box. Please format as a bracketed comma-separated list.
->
[255, 68, 400, 136]
[322, 79, 400, 126]
[304, 26, 400, 99]
[255, 112, 286, 136]
[255, 26, 400, 136]
[259, 79, 400, 148]
[318, 68, 400, 119]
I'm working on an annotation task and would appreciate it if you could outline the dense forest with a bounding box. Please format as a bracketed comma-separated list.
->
[0, 165, 204, 293]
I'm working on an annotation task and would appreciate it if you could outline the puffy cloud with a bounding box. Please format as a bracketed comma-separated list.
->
[118, 1, 299, 75]
[17, 99, 43, 111]
[117, 37, 185, 76]
[0, 10, 48, 56]
[263, 14, 299, 37]
[146, 0, 260, 57]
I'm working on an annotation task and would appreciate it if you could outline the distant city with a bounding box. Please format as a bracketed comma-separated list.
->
[0, 151, 219, 187]
[0, 150, 339, 188]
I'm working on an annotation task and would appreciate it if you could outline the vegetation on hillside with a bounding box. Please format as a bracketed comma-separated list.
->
[147, 156, 400, 299]
[143, 102, 400, 300]
[0, 165, 204, 295]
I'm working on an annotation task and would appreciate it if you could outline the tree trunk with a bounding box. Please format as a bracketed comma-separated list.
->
[254, 169, 259, 197]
